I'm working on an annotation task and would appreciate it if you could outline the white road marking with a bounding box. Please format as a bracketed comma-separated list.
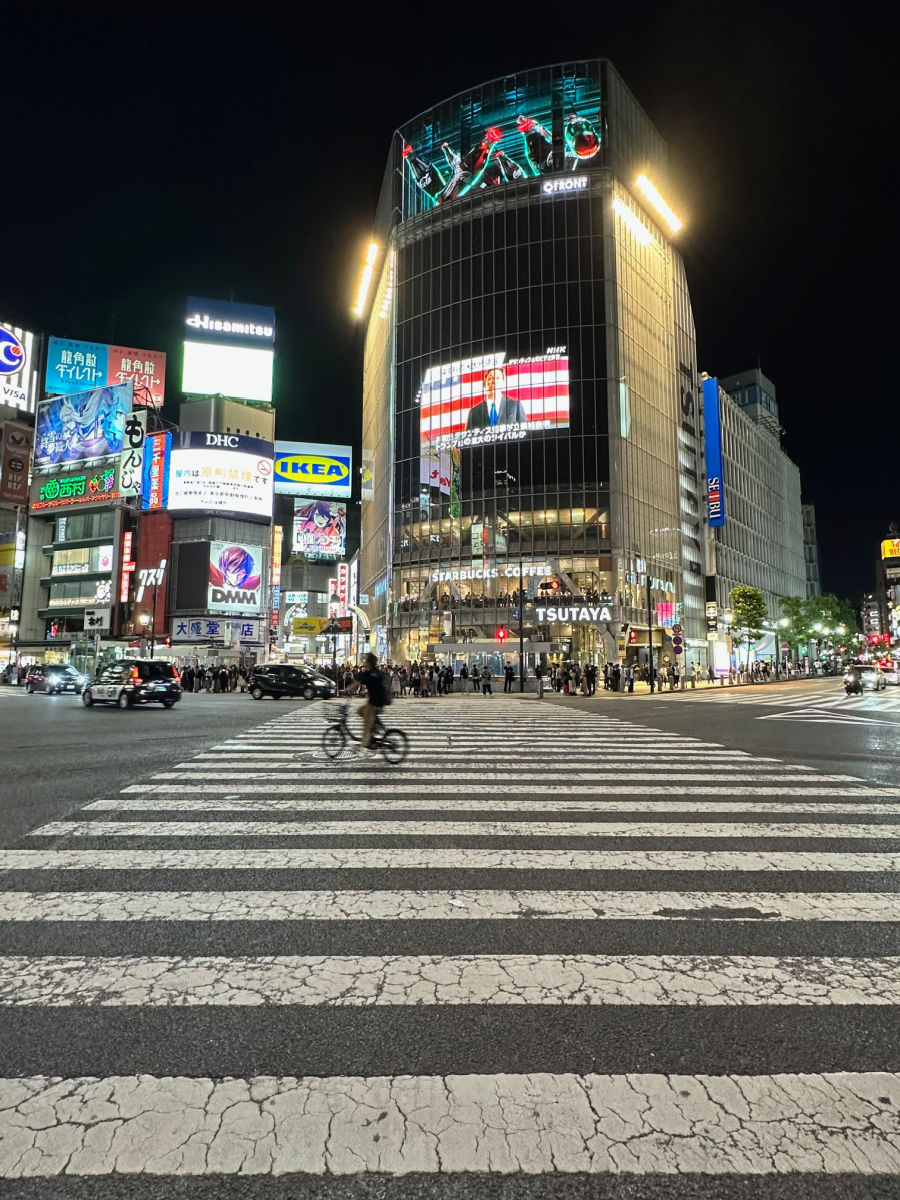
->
[106, 783, 899, 797]
[1, 889, 897, 922]
[27, 818, 900, 839]
[2, 848, 896, 873]
[86, 797, 899, 815]
[2, 1071, 898, 1176]
[1, 953, 898, 1007]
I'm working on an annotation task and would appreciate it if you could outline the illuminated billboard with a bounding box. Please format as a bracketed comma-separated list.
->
[208, 541, 264, 614]
[292, 498, 347, 560]
[419, 349, 570, 451]
[182, 297, 275, 405]
[30, 463, 120, 512]
[702, 377, 726, 528]
[0, 321, 41, 414]
[274, 442, 352, 498]
[34, 383, 134, 468]
[166, 432, 274, 519]
[45, 338, 166, 407]
[399, 70, 603, 218]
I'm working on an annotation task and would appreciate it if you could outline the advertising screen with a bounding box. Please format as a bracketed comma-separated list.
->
[702, 376, 726, 528]
[0, 422, 33, 505]
[399, 69, 603, 218]
[182, 297, 275, 405]
[1, 321, 41, 413]
[208, 541, 264, 614]
[34, 382, 134, 468]
[166, 433, 274, 518]
[274, 441, 352, 498]
[45, 338, 166, 407]
[419, 349, 570, 451]
[292, 498, 347, 560]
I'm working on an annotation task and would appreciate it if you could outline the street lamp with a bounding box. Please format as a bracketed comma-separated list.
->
[139, 612, 153, 659]
[329, 590, 341, 682]
[494, 470, 525, 692]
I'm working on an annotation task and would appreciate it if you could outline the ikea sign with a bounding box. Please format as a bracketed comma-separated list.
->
[274, 441, 353, 499]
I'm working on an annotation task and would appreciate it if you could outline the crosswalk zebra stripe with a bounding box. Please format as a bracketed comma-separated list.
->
[2, 952, 899, 1007]
[2, 1070, 898, 1177]
[26, 818, 900, 838]
[101, 783, 900, 796]
[85, 797, 900, 814]
[2, 889, 897, 922]
[2, 848, 897, 872]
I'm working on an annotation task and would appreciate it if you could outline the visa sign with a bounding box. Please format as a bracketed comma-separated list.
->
[274, 441, 352, 498]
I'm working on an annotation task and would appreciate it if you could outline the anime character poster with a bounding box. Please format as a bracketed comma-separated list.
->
[34, 382, 134, 467]
[292, 498, 347, 559]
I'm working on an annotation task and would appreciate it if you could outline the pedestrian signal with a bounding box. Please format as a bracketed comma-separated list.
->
[497, 627, 507, 643]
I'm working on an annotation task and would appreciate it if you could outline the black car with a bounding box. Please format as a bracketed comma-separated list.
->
[249, 664, 336, 701]
[82, 659, 183, 709]
[25, 664, 89, 695]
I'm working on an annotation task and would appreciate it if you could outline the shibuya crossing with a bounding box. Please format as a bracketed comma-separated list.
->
[359, 60, 706, 673]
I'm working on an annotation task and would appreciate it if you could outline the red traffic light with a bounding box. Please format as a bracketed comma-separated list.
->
[497, 627, 507, 642]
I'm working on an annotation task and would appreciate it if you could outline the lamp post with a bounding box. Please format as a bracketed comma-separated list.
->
[494, 470, 525, 692]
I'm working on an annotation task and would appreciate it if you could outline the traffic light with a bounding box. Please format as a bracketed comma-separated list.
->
[497, 627, 507, 643]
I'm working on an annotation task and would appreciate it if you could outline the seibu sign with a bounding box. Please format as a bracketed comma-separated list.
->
[537, 605, 613, 623]
[430, 563, 551, 583]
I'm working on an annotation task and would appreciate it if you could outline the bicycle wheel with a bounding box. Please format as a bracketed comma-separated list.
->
[322, 724, 346, 759]
[380, 728, 409, 765]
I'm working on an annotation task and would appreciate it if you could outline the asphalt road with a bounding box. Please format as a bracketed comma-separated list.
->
[1, 685, 898, 1197]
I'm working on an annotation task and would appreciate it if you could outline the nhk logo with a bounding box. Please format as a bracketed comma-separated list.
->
[275, 454, 349, 484]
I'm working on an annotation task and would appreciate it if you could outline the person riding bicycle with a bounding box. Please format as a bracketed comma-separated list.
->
[356, 652, 386, 749]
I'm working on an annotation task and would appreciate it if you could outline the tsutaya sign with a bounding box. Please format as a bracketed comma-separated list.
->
[536, 605, 613, 623]
[430, 562, 551, 583]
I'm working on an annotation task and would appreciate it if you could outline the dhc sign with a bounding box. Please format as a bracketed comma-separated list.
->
[274, 441, 353, 499]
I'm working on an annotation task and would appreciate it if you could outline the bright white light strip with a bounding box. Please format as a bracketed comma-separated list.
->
[352, 242, 379, 316]
[379, 251, 395, 319]
[635, 174, 682, 231]
[612, 198, 653, 245]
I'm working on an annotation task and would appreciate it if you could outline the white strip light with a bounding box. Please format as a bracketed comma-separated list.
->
[352, 242, 379, 316]
[612, 198, 653, 245]
[379, 251, 395, 319]
[635, 174, 682, 231]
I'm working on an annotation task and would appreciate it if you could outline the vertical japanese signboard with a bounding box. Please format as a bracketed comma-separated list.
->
[0, 422, 33, 506]
[702, 376, 726, 528]
[119, 410, 147, 497]
[141, 431, 171, 510]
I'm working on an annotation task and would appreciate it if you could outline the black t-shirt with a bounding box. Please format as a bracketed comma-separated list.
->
[357, 668, 386, 707]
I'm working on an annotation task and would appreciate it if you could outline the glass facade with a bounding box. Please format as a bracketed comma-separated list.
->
[361, 61, 698, 667]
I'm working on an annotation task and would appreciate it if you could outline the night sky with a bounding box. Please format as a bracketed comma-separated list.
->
[6, 3, 895, 602]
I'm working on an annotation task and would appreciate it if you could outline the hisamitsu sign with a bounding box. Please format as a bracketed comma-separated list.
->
[274, 441, 352, 499]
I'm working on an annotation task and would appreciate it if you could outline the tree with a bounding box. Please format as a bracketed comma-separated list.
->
[777, 593, 861, 661]
[729, 585, 768, 668]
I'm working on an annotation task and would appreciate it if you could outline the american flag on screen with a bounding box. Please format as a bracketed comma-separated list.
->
[419, 351, 570, 448]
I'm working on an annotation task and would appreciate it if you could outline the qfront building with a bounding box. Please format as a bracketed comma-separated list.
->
[359, 60, 706, 671]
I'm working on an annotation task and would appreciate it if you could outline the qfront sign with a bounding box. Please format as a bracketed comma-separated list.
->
[430, 562, 551, 583]
[540, 176, 589, 195]
[536, 605, 613, 623]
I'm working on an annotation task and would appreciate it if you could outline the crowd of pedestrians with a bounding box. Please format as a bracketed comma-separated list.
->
[179, 663, 250, 694]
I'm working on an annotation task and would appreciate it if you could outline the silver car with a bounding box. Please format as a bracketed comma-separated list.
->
[846, 664, 887, 692]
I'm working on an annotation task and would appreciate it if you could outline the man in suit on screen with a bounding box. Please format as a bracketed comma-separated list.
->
[465, 367, 527, 431]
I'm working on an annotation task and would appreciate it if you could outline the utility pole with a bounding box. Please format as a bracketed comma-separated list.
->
[647, 569, 655, 693]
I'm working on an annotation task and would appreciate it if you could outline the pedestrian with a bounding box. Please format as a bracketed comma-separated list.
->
[535, 662, 544, 699]
[399, 666, 408, 696]
[460, 664, 470, 694]
[472, 664, 480, 692]
[625, 663, 635, 693]
[183, 665, 194, 694]
[481, 666, 493, 695]
[612, 663, 621, 692]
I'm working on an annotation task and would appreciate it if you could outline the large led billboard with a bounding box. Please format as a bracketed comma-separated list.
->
[292, 498, 347, 560]
[45, 338, 166, 407]
[182, 297, 275, 405]
[208, 541, 264, 614]
[274, 442, 352, 498]
[419, 349, 570, 451]
[1, 321, 41, 414]
[399, 69, 603, 218]
[166, 432, 274, 519]
[34, 382, 134, 468]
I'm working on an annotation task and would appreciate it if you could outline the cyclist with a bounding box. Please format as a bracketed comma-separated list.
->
[356, 652, 387, 751]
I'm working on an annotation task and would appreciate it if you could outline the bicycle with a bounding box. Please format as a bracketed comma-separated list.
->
[322, 701, 409, 764]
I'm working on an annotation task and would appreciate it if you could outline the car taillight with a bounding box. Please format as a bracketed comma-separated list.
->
[131, 667, 141, 683]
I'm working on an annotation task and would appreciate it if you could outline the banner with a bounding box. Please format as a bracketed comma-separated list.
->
[207, 541, 264, 614]
[119, 410, 147, 497]
[34, 382, 134, 467]
[0, 422, 33, 505]
[292, 498, 347, 559]
[702, 376, 726, 528]
[45, 338, 166, 408]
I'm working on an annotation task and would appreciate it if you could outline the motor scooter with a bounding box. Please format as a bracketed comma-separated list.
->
[844, 670, 862, 696]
